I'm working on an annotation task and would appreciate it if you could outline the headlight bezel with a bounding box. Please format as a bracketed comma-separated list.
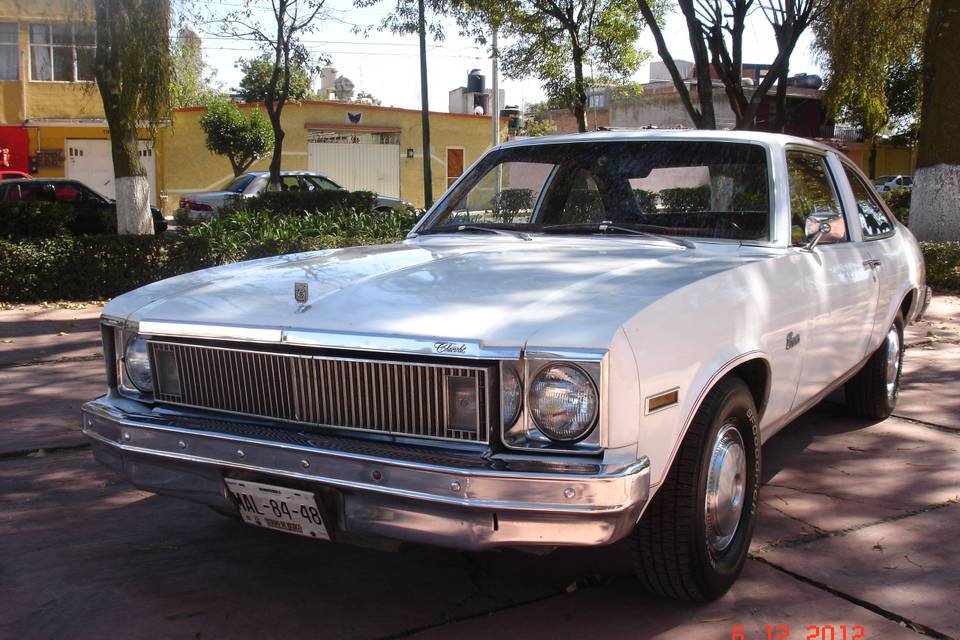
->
[501, 355, 604, 454]
[527, 362, 599, 442]
[114, 328, 155, 398]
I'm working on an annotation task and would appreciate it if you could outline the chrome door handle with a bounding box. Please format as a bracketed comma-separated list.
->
[863, 259, 881, 269]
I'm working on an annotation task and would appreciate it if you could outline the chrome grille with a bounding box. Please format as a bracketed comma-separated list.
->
[149, 341, 491, 443]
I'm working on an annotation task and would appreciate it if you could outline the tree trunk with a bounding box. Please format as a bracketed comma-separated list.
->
[773, 64, 789, 133]
[571, 44, 588, 133]
[95, 0, 153, 235]
[910, 0, 960, 241]
[268, 110, 284, 190]
[868, 138, 878, 179]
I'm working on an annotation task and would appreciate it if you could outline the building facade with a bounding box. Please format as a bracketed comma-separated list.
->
[0, 0, 166, 204]
[166, 101, 502, 211]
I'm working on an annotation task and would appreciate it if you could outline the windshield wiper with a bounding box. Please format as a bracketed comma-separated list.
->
[540, 222, 694, 249]
[425, 224, 533, 241]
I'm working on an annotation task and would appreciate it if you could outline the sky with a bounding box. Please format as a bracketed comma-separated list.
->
[191, 0, 824, 113]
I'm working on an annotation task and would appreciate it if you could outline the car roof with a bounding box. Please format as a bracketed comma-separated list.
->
[496, 128, 838, 154]
[243, 171, 332, 178]
[1, 178, 83, 184]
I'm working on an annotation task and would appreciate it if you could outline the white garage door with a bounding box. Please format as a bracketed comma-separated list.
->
[65, 139, 158, 205]
[308, 142, 400, 198]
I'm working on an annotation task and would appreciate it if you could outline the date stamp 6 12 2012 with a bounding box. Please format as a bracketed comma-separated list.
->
[732, 625, 866, 640]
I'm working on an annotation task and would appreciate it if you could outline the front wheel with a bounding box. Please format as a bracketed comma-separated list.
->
[845, 313, 904, 420]
[632, 377, 761, 601]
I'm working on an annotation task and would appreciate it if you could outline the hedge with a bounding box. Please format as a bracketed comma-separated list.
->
[0, 202, 74, 240]
[922, 242, 960, 292]
[221, 189, 382, 217]
[0, 207, 420, 302]
[882, 189, 911, 226]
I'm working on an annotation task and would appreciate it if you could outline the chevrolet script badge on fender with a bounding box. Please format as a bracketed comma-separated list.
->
[294, 282, 308, 303]
[434, 341, 467, 354]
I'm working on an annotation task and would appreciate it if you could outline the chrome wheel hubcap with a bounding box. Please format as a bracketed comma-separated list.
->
[705, 423, 747, 554]
[886, 327, 901, 403]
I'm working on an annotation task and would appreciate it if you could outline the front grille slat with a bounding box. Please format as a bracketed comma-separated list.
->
[151, 341, 490, 444]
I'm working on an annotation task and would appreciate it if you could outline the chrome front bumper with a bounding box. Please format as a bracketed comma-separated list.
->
[81, 397, 650, 551]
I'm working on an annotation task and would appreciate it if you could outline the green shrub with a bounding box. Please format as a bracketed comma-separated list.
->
[184, 207, 419, 263]
[0, 205, 420, 302]
[0, 202, 73, 240]
[921, 242, 960, 292]
[0, 235, 216, 302]
[882, 188, 911, 226]
[658, 186, 711, 213]
[225, 189, 380, 217]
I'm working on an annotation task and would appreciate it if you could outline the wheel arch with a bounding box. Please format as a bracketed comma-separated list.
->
[647, 352, 770, 492]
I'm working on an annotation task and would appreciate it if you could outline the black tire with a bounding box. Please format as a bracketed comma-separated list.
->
[845, 313, 904, 420]
[632, 376, 761, 602]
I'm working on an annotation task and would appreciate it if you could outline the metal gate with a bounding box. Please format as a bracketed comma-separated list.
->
[308, 139, 400, 198]
[65, 139, 158, 205]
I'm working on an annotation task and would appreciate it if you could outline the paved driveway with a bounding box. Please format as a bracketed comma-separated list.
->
[1, 297, 957, 640]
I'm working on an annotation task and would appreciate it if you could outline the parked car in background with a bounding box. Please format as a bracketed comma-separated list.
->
[84, 131, 928, 603]
[873, 175, 913, 192]
[0, 179, 167, 234]
[178, 170, 413, 219]
[0, 170, 31, 180]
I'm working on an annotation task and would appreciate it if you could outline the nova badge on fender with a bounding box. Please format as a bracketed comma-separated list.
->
[294, 282, 308, 304]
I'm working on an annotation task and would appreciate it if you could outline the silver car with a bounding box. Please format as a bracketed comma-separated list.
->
[178, 170, 412, 219]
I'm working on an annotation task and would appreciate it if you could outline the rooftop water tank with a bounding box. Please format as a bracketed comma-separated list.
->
[467, 69, 485, 94]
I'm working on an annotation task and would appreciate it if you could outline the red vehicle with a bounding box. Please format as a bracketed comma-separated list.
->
[0, 170, 31, 180]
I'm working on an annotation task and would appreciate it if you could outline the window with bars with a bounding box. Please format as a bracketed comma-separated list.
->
[29, 23, 95, 82]
[0, 23, 17, 81]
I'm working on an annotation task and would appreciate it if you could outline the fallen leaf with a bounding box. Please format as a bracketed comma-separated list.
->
[903, 555, 923, 568]
[26, 449, 47, 458]
[56, 331, 69, 337]
[847, 446, 868, 452]
[872, 540, 884, 552]
[699, 616, 733, 623]
[1, 338, 12, 344]
[565, 582, 577, 593]
[64, 424, 82, 432]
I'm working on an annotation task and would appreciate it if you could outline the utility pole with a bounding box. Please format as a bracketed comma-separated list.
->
[418, 0, 433, 208]
[491, 26, 499, 147]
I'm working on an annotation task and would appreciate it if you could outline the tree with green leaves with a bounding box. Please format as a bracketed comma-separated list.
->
[813, 0, 927, 176]
[910, 0, 960, 241]
[93, 0, 170, 234]
[199, 99, 274, 176]
[170, 27, 217, 108]
[219, 0, 328, 190]
[234, 52, 315, 103]
[499, 0, 652, 133]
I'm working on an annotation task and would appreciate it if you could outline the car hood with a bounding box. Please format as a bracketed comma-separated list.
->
[104, 236, 770, 353]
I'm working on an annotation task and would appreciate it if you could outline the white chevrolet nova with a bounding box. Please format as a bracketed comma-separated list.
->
[83, 131, 928, 601]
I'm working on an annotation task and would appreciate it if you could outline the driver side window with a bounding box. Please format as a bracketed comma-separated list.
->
[559, 169, 605, 223]
[786, 152, 846, 246]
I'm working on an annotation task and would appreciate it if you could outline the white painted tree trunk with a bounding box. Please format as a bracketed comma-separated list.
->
[910, 163, 960, 242]
[115, 175, 154, 235]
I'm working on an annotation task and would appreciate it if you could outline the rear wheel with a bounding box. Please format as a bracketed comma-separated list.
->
[845, 313, 904, 419]
[632, 377, 761, 601]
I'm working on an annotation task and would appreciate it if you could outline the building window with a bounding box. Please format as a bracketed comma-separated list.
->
[29, 23, 95, 82]
[0, 22, 17, 80]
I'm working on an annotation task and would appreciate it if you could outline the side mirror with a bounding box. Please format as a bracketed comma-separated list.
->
[804, 213, 844, 250]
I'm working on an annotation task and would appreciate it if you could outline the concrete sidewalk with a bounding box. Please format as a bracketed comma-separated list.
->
[1, 297, 957, 640]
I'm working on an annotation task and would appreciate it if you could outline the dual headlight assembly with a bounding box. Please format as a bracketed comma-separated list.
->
[502, 361, 601, 450]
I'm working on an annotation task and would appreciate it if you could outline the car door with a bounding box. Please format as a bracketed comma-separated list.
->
[786, 150, 880, 409]
[838, 161, 903, 348]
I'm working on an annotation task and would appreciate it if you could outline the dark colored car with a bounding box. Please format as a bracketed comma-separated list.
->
[0, 178, 167, 234]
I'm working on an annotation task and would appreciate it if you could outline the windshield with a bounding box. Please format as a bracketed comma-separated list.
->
[422, 140, 771, 241]
[224, 174, 257, 193]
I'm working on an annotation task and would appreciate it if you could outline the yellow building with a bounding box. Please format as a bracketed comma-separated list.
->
[0, 0, 500, 212]
[166, 101, 500, 211]
[0, 0, 168, 202]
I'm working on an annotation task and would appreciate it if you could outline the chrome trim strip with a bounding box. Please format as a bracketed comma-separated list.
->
[82, 399, 650, 514]
[140, 321, 282, 343]
[523, 346, 607, 362]
[283, 329, 522, 360]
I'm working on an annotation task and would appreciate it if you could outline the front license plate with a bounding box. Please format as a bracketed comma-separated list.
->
[224, 478, 330, 540]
